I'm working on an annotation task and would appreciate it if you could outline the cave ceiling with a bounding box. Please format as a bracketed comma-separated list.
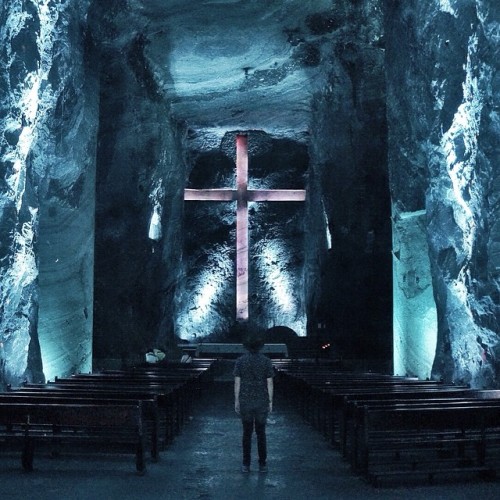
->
[108, 0, 337, 149]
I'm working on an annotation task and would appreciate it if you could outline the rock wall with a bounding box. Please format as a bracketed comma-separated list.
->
[0, 0, 96, 385]
[89, 2, 186, 367]
[309, 0, 392, 362]
[385, 0, 500, 387]
[392, 209, 437, 379]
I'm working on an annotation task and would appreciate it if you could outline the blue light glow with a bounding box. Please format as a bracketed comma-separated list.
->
[260, 243, 294, 313]
[148, 205, 162, 240]
[0, 208, 38, 380]
[256, 239, 306, 336]
[148, 180, 164, 240]
[2, 0, 59, 211]
[175, 245, 233, 340]
[322, 200, 332, 250]
[392, 209, 437, 379]
[438, 0, 457, 17]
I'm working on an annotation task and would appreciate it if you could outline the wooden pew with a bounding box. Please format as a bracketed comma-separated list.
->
[0, 359, 216, 474]
[353, 399, 500, 485]
[52, 360, 216, 440]
[98, 368, 208, 408]
[0, 401, 146, 474]
[47, 378, 185, 444]
[62, 371, 203, 428]
[135, 358, 217, 390]
[275, 364, 454, 444]
[5, 389, 162, 458]
[339, 388, 475, 456]
[275, 360, 500, 485]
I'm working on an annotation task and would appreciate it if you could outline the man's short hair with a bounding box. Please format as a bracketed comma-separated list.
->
[243, 333, 265, 353]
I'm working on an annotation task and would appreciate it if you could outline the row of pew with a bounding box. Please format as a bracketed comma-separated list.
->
[0, 358, 216, 474]
[274, 360, 500, 486]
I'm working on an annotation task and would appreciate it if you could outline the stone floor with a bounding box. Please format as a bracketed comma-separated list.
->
[1, 379, 500, 500]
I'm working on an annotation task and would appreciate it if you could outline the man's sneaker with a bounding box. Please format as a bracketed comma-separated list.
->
[259, 464, 268, 473]
[241, 465, 250, 473]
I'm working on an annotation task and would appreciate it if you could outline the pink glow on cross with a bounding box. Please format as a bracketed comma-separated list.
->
[184, 134, 306, 321]
[235, 135, 249, 320]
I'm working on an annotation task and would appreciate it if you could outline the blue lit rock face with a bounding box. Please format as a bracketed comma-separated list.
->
[0, 0, 96, 385]
[392, 210, 437, 380]
[386, 0, 500, 387]
[36, 3, 98, 382]
[1, 0, 43, 387]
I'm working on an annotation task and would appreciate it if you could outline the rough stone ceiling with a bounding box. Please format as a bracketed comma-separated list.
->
[129, 0, 336, 146]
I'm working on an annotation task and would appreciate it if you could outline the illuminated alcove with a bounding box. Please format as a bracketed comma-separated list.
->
[175, 132, 308, 340]
[392, 209, 438, 379]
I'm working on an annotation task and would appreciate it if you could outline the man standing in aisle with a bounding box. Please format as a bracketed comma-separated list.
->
[234, 333, 274, 473]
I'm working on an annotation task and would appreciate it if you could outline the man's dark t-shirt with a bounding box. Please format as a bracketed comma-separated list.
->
[234, 352, 274, 412]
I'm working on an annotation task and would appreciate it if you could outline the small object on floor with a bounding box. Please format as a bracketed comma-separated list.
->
[241, 465, 250, 473]
[259, 464, 268, 473]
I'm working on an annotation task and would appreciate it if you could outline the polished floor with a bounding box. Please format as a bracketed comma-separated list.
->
[1, 377, 499, 500]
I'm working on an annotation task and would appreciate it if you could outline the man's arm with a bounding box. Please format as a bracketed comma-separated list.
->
[267, 377, 273, 413]
[234, 376, 241, 414]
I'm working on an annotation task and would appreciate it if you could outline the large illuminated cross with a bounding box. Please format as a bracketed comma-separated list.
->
[185, 134, 306, 321]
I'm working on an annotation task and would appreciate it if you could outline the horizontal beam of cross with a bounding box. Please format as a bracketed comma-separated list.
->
[184, 189, 306, 202]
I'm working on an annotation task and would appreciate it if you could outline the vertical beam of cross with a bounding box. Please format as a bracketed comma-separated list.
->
[184, 134, 306, 322]
[235, 135, 249, 320]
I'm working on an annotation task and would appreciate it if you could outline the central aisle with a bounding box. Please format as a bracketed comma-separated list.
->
[148, 380, 499, 500]
[161, 380, 354, 499]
